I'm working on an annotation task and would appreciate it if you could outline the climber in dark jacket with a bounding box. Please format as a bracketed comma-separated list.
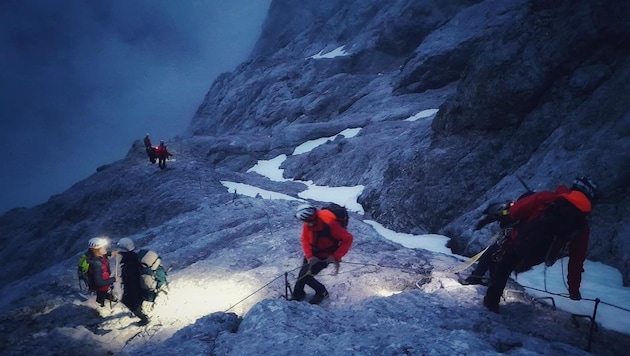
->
[143, 133, 152, 149]
[144, 134, 157, 163]
[117, 237, 150, 325]
[86, 237, 118, 307]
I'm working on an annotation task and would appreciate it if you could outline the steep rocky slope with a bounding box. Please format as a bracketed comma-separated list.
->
[1, 0, 628, 287]
[188, 0, 630, 284]
[1, 1, 630, 354]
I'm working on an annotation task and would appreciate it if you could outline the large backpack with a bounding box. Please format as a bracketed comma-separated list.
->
[77, 254, 90, 291]
[136, 250, 168, 302]
[309, 203, 350, 257]
[512, 197, 588, 272]
[322, 203, 349, 228]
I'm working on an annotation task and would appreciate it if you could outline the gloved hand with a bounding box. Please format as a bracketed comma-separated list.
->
[569, 290, 582, 301]
[475, 216, 493, 230]
[307, 256, 319, 266]
[325, 256, 340, 275]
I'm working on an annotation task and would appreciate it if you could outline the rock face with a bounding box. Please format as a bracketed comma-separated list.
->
[188, 0, 630, 284]
[1, 0, 629, 288]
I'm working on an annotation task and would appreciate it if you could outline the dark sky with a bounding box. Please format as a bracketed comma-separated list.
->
[0, 0, 271, 214]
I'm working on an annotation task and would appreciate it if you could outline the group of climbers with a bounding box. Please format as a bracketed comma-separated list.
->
[80, 236, 167, 326]
[79, 202, 352, 331]
[464, 176, 597, 313]
[287, 175, 597, 312]
[78, 174, 596, 325]
[144, 133, 173, 169]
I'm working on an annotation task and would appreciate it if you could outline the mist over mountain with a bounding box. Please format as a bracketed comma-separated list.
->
[1, 0, 629, 354]
[0, 0, 271, 214]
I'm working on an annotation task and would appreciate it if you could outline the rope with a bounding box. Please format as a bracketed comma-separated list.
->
[223, 260, 414, 312]
[223, 274, 285, 312]
[518, 283, 630, 313]
[214, 228, 630, 319]
[422, 231, 630, 315]
[222, 246, 499, 313]
[224, 267, 302, 312]
[419, 229, 505, 279]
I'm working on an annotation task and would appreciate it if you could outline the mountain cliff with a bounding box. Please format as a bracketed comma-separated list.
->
[188, 0, 630, 284]
[1, 0, 630, 353]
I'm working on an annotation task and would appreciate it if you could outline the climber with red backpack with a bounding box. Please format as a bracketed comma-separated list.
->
[291, 203, 353, 304]
[483, 176, 597, 313]
[156, 140, 173, 169]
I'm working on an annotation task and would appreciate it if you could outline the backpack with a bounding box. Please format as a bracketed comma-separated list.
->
[539, 198, 589, 266]
[512, 197, 588, 272]
[309, 204, 349, 257]
[136, 250, 168, 302]
[77, 254, 90, 291]
[322, 203, 349, 228]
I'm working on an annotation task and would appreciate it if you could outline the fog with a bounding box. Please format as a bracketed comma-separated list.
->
[0, 0, 271, 214]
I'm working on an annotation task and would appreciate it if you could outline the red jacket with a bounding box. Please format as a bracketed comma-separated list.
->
[156, 144, 172, 159]
[87, 251, 115, 292]
[301, 209, 353, 261]
[509, 186, 590, 293]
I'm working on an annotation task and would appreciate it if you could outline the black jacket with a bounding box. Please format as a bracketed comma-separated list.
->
[120, 251, 143, 309]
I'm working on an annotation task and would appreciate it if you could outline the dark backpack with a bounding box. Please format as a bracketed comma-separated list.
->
[136, 250, 168, 302]
[322, 203, 349, 228]
[309, 204, 349, 257]
[513, 198, 588, 272]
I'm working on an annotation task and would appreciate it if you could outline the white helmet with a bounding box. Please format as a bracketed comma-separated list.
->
[117, 237, 135, 252]
[295, 204, 317, 221]
[88, 237, 109, 249]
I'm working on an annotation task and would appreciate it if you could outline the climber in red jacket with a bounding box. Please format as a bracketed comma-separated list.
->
[291, 204, 353, 305]
[483, 177, 597, 313]
[156, 140, 173, 170]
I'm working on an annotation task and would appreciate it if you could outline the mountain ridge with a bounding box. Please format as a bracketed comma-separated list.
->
[1, 1, 630, 354]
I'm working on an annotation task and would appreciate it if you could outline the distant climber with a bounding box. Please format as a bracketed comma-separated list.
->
[117, 238, 150, 326]
[156, 140, 173, 169]
[144, 133, 152, 149]
[483, 177, 597, 313]
[144, 134, 157, 164]
[291, 204, 353, 304]
[86, 237, 118, 307]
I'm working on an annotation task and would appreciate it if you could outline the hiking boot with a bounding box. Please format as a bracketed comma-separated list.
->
[309, 291, 329, 305]
[290, 291, 306, 302]
[461, 275, 484, 286]
[483, 296, 500, 314]
[137, 318, 150, 326]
